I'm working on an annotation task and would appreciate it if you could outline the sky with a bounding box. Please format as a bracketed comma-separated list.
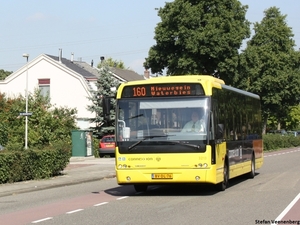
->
[0, 0, 299, 76]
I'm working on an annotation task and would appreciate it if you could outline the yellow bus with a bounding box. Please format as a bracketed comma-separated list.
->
[103, 75, 263, 192]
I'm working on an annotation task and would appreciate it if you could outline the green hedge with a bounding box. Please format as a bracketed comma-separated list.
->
[263, 134, 300, 151]
[93, 138, 100, 158]
[0, 143, 71, 184]
[0, 134, 299, 184]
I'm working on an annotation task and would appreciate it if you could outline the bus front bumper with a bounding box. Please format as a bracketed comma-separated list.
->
[116, 167, 218, 185]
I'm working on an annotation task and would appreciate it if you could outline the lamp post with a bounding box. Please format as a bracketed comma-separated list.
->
[23, 53, 29, 149]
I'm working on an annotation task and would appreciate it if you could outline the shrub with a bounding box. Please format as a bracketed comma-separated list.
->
[263, 134, 300, 151]
[0, 142, 71, 184]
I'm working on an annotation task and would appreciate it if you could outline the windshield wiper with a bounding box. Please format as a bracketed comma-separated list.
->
[128, 114, 143, 120]
[163, 141, 201, 149]
[128, 135, 168, 151]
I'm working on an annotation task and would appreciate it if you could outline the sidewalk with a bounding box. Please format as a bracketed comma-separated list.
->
[0, 156, 116, 197]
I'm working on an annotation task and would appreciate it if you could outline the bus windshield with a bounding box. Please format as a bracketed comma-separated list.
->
[116, 97, 210, 153]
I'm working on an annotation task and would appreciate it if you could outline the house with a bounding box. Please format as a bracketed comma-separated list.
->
[0, 51, 146, 129]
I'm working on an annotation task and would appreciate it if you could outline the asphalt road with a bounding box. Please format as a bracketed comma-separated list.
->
[0, 148, 299, 225]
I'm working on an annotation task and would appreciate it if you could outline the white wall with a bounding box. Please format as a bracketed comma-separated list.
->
[0, 54, 94, 128]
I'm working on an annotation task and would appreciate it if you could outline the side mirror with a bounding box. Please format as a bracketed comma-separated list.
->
[123, 127, 130, 139]
[216, 124, 224, 140]
[102, 97, 112, 122]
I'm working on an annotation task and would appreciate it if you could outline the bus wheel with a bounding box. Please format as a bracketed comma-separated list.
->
[247, 155, 255, 179]
[216, 162, 228, 191]
[134, 184, 148, 192]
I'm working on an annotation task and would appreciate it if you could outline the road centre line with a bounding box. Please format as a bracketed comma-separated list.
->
[66, 209, 84, 214]
[31, 195, 127, 223]
[117, 196, 129, 200]
[264, 149, 300, 157]
[94, 202, 109, 206]
[31, 217, 53, 223]
[271, 193, 300, 224]
[29, 149, 298, 224]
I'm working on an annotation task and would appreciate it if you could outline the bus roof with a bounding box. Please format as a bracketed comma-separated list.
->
[120, 75, 225, 86]
[116, 75, 259, 99]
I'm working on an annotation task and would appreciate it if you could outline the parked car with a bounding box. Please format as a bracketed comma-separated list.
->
[267, 129, 288, 135]
[287, 131, 300, 137]
[99, 135, 115, 158]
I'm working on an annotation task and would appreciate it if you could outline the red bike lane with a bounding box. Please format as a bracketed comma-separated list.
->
[272, 193, 300, 224]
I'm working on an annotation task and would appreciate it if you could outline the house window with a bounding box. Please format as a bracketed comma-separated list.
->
[38, 79, 50, 97]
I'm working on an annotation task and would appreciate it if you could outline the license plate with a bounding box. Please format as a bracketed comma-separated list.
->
[105, 144, 114, 147]
[152, 173, 173, 179]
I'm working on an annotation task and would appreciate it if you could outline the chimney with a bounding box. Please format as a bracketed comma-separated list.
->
[144, 69, 150, 79]
[71, 52, 74, 63]
[91, 60, 94, 67]
[58, 48, 62, 63]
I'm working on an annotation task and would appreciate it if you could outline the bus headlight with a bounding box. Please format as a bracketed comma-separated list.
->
[197, 163, 208, 168]
[118, 164, 129, 169]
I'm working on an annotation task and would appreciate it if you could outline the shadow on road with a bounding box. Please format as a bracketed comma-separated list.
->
[103, 172, 261, 197]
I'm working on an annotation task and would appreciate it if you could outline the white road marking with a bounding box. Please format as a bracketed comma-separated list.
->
[117, 196, 128, 200]
[272, 192, 300, 225]
[66, 209, 84, 214]
[264, 149, 300, 157]
[31, 217, 53, 223]
[94, 202, 108, 206]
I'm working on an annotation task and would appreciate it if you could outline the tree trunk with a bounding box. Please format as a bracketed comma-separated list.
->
[262, 115, 268, 134]
[277, 121, 281, 130]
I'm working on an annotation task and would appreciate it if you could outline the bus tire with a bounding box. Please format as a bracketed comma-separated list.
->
[134, 184, 148, 192]
[247, 155, 255, 179]
[216, 161, 229, 191]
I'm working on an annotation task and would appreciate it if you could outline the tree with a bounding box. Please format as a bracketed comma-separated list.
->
[87, 66, 120, 138]
[97, 57, 126, 69]
[286, 105, 300, 130]
[144, 0, 250, 82]
[239, 7, 300, 133]
[0, 69, 12, 80]
[0, 90, 78, 149]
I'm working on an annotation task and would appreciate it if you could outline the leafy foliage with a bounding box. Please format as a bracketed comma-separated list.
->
[87, 66, 120, 138]
[144, 0, 250, 81]
[0, 89, 78, 149]
[97, 57, 126, 69]
[263, 134, 300, 152]
[285, 105, 300, 130]
[239, 7, 300, 132]
[0, 142, 71, 183]
[0, 69, 12, 80]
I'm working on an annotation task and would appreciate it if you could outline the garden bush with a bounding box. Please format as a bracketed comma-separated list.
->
[263, 134, 300, 151]
[0, 142, 71, 184]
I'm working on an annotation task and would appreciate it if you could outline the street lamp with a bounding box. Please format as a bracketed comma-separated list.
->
[23, 53, 29, 149]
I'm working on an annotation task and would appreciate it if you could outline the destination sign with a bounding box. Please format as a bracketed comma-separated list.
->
[121, 83, 204, 98]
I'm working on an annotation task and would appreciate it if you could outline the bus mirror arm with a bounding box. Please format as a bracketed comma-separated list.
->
[102, 96, 113, 123]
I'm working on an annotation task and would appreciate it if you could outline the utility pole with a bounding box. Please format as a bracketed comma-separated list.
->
[23, 53, 29, 149]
